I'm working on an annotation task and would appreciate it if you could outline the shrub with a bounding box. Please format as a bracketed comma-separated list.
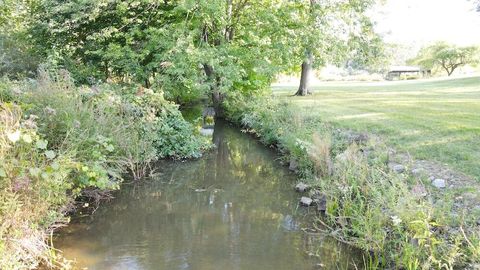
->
[0, 78, 15, 102]
[17, 68, 210, 171]
[0, 103, 73, 269]
[0, 68, 211, 268]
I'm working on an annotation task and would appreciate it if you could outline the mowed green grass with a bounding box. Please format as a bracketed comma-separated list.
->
[273, 76, 480, 180]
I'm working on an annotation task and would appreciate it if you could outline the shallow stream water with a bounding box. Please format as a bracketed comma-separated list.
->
[54, 121, 360, 269]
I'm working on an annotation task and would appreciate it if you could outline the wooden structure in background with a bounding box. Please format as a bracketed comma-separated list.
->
[386, 66, 431, 80]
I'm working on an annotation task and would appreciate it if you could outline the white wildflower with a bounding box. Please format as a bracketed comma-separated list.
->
[7, 130, 21, 143]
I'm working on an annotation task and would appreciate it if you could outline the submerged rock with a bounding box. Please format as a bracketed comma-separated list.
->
[432, 178, 446, 188]
[300, 197, 313, 206]
[295, 183, 310, 193]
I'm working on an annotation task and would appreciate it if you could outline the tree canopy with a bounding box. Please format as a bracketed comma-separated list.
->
[0, 0, 383, 105]
[0, 0, 40, 77]
[30, 1, 310, 103]
[290, 0, 382, 95]
[408, 42, 479, 76]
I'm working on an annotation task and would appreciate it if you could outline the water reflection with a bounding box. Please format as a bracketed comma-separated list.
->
[55, 121, 361, 269]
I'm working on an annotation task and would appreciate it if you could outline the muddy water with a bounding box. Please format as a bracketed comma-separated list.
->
[55, 121, 361, 269]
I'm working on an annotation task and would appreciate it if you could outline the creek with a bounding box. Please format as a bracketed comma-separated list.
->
[54, 121, 360, 269]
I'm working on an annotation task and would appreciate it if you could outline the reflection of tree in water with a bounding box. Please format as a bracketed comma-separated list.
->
[55, 122, 361, 269]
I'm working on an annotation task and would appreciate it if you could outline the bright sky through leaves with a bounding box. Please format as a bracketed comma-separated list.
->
[373, 0, 480, 47]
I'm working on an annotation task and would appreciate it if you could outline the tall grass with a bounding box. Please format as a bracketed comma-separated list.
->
[224, 92, 480, 269]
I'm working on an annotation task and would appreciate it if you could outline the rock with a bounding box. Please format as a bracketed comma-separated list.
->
[432, 178, 446, 188]
[315, 195, 327, 212]
[409, 238, 419, 247]
[300, 196, 313, 206]
[295, 183, 310, 193]
[289, 158, 299, 171]
[360, 148, 371, 158]
[429, 175, 435, 181]
[310, 190, 327, 211]
[347, 132, 369, 144]
[393, 164, 405, 173]
[388, 163, 405, 173]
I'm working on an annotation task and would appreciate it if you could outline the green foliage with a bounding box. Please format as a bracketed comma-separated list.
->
[282, 0, 380, 71]
[27, 0, 381, 104]
[0, 69, 210, 268]
[0, 78, 15, 102]
[408, 42, 480, 76]
[117, 84, 210, 159]
[29, 0, 285, 103]
[0, 0, 41, 78]
[0, 102, 74, 269]
[345, 18, 387, 72]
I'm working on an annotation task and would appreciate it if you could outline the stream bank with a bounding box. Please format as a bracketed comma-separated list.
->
[223, 94, 480, 269]
[54, 121, 361, 269]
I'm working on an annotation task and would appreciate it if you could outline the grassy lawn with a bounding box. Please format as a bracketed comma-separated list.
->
[273, 76, 480, 180]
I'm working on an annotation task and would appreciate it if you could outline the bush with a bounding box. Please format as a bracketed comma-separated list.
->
[0, 103, 74, 269]
[0, 68, 211, 268]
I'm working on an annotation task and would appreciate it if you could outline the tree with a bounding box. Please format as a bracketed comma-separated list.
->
[30, 0, 382, 110]
[180, 0, 299, 113]
[292, 0, 380, 96]
[31, 0, 299, 109]
[344, 19, 387, 73]
[0, 0, 40, 78]
[383, 43, 416, 66]
[408, 42, 479, 76]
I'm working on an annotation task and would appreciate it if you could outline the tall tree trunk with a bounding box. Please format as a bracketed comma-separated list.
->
[294, 0, 318, 96]
[211, 88, 224, 117]
[225, 0, 234, 41]
[104, 61, 109, 79]
[295, 51, 313, 96]
[203, 64, 224, 117]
